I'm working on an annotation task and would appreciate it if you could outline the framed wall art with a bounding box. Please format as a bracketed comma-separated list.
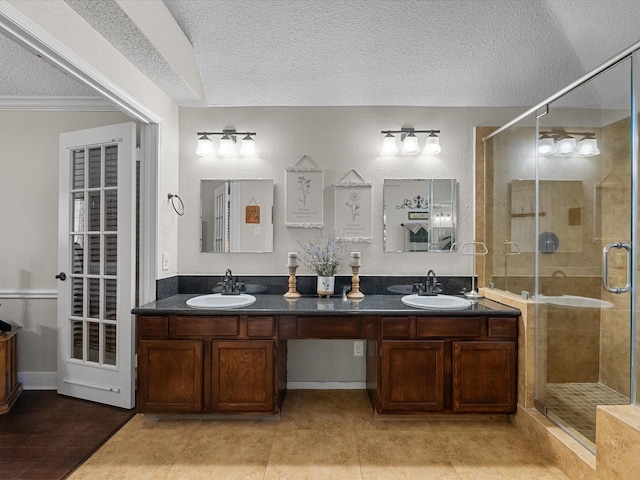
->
[334, 169, 372, 242]
[285, 156, 323, 228]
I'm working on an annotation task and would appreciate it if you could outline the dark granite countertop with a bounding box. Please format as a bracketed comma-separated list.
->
[132, 294, 520, 317]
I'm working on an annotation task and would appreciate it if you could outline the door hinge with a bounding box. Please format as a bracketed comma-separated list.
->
[273, 347, 278, 357]
[378, 394, 382, 404]
[273, 394, 277, 405]
[136, 147, 142, 162]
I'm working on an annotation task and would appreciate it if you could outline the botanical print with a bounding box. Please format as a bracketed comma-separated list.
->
[334, 184, 372, 242]
[346, 190, 361, 223]
[298, 176, 311, 206]
[285, 168, 323, 227]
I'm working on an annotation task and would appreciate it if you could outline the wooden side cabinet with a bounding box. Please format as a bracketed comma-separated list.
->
[137, 339, 203, 412]
[211, 340, 276, 413]
[379, 340, 445, 413]
[452, 341, 516, 413]
[0, 326, 22, 414]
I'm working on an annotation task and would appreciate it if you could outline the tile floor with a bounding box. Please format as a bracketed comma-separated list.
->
[69, 390, 569, 480]
[546, 382, 630, 447]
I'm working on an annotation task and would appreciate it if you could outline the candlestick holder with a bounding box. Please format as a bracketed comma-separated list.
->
[347, 265, 365, 299]
[284, 266, 301, 298]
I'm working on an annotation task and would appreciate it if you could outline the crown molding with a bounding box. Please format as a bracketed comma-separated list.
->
[0, 96, 117, 111]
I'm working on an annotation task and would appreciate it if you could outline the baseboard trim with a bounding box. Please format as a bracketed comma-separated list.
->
[18, 372, 57, 390]
[287, 381, 366, 390]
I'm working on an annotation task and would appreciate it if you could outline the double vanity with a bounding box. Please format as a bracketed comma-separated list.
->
[133, 292, 519, 416]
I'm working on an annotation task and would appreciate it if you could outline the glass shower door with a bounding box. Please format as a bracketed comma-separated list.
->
[534, 57, 633, 450]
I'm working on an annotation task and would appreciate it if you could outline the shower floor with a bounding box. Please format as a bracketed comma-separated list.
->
[546, 382, 629, 446]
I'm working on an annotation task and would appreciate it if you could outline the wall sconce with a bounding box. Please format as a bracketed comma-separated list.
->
[196, 129, 257, 157]
[537, 131, 600, 157]
[380, 128, 441, 155]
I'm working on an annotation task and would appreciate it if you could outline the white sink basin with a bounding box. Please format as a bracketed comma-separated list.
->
[186, 293, 256, 309]
[538, 295, 613, 309]
[401, 294, 472, 310]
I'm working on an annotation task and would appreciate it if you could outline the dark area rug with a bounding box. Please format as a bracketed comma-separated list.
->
[0, 391, 134, 480]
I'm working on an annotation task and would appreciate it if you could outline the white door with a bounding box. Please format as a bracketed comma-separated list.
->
[57, 122, 136, 409]
[213, 181, 229, 252]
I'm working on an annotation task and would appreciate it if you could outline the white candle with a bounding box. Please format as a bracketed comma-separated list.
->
[350, 251, 361, 267]
[287, 252, 298, 267]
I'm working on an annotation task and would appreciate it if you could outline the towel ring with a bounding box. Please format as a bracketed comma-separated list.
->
[168, 193, 184, 216]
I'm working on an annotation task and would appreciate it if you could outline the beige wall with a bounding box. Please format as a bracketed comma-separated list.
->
[0, 110, 131, 376]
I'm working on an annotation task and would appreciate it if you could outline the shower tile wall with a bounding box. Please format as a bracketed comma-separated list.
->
[599, 117, 632, 397]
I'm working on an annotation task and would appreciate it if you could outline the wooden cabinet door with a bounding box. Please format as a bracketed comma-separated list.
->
[452, 341, 516, 413]
[212, 340, 276, 413]
[379, 340, 445, 413]
[137, 340, 203, 412]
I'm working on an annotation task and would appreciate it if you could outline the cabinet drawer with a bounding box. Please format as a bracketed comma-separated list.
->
[417, 317, 482, 337]
[488, 317, 517, 338]
[297, 317, 359, 338]
[246, 317, 275, 337]
[382, 317, 413, 338]
[138, 316, 168, 338]
[172, 316, 239, 337]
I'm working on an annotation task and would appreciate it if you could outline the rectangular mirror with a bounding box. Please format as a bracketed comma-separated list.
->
[383, 179, 457, 252]
[201, 179, 274, 252]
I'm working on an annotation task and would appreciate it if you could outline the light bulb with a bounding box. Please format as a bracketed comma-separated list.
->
[578, 136, 600, 156]
[537, 135, 556, 156]
[381, 133, 398, 155]
[217, 134, 236, 156]
[239, 135, 257, 156]
[401, 132, 420, 155]
[556, 136, 577, 155]
[196, 134, 215, 156]
[423, 133, 441, 154]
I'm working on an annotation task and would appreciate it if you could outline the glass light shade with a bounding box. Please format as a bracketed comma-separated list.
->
[578, 137, 600, 156]
[556, 136, 577, 155]
[196, 135, 215, 156]
[381, 133, 398, 155]
[239, 135, 257, 156]
[423, 134, 441, 154]
[401, 132, 420, 155]
[217, 134, 236, 156]
[537, 136, 556, 156]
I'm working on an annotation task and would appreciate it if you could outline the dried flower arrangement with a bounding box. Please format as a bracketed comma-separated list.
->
[297, 232, 349, 277]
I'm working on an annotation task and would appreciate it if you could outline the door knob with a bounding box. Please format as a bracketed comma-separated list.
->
[55, 272, 67, 281]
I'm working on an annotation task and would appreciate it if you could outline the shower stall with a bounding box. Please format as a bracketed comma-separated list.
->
[483, 44, 639, 451]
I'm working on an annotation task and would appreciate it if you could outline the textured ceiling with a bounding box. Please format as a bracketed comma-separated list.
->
[162, 0, 640, 107]
[0, 33, 96, 97]
[1, 0, 639, 108]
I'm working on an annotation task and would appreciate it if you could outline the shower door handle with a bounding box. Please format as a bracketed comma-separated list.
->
[602, 242, 631, 293]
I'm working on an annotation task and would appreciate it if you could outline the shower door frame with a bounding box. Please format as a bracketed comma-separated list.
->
[483, 41, 640, 449]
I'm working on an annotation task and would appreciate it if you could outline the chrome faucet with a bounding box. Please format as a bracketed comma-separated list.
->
[422, 269, 438, 296]
[221, 268, 239, 295]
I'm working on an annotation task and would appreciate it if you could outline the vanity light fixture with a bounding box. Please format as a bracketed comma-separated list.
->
[380, 128, 441, 156]
[537, 131, 599, 157]
[195, 129, 257, 157]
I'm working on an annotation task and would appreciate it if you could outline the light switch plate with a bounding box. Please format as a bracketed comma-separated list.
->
[162, 252, 169, 270]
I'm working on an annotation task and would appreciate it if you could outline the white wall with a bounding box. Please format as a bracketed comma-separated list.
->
[178, 106, 524, 386]
[178, 106, 524, 277]
[0, 110, 131, 382]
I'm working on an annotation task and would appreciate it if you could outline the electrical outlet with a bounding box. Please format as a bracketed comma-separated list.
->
[254, 226, 261, 236]
[354, 340, 364, 357]
[162, 252, 169, 270]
